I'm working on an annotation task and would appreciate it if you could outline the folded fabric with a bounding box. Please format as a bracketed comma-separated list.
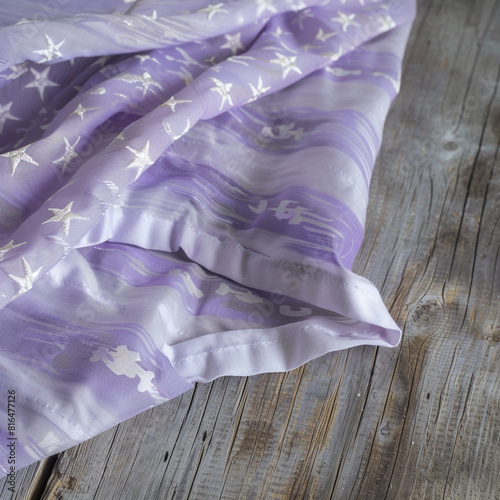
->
[0, 0, 415, 478]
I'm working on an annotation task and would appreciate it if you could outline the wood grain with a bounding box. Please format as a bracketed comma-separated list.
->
[1, 0, 499, 497]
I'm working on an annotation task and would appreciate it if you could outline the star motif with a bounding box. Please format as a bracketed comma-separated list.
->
[25, 67, 59, 100]
[248, 76, 271, 102]
[270, 52, 302, 79]
[254, 0, 277, 16]
[0, 144, 39, 177]
[331, 12, 360, 32]
[118, 72, 163, 97]
[315, 28, 337, 42]
[33, 34, 65, 63]
[0, 102, 21, 135]
[0, 240, 26, 261]
[9, 257, 43, 298]
[125, 141, 154, 179]
[42, 201, 89, 236]
[221, 33, 244, 56]
[160, 96, 192, 112]
[6, 62, 29, 80]
[377, 14, 396, 30]
[196, 3, 229, 20]
[70, 103, 100, 120]
[209, 78, 233, 111]
[53, 136, 80, 175]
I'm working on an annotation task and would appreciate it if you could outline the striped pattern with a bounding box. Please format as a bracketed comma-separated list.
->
[0, 0, 415, 477]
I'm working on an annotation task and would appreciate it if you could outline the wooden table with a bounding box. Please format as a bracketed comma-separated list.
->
[2, 0, 499, 498]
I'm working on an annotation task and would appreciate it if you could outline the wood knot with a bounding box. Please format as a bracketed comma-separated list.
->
[443, 141, 459, 151]
[410, 299, 441, 327]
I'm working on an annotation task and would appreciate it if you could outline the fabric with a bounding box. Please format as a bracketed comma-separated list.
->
[0, 0, 415, 478]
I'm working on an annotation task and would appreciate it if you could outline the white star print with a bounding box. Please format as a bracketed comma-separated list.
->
[248, 76, 271, 102]
[0, 240, 26, 261]
[331, 12, 361, 32]
[160, 96, 192, 112]
[377, 14, 396, 30]
[196, 3, 229, 20]
[53, 136, 80, 175]
[42, 201, 89, 236]
[0, 102, 21, 135]
[126, 141, 153, 179]
[221, 33, 244, 56]
[209, 78, 233, 110]
[270, 52, 302, 79]
[8, 257, 43, 298]
[254, 0, 277, 16]
[70, 103, 100, 120]
[0, 144, 39, 177]
[315, 28, 337, 42]
[25, 67, 59, 100]
[118, 72, 163, 97]
[5, 62, 29, 80]
[33, 34, 65, 63]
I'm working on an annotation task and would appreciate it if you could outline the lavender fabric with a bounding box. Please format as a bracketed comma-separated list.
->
[0, 0, 415, 478]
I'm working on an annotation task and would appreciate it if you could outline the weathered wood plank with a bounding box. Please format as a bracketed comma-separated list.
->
[0, 458, 55, 500]
[1, 0, 499, 497]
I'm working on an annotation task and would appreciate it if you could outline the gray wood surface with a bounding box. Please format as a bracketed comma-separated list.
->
[2, 0, 500, 497]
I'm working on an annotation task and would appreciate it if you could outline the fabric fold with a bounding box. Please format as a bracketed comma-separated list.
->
[0, 0, 415, 478]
